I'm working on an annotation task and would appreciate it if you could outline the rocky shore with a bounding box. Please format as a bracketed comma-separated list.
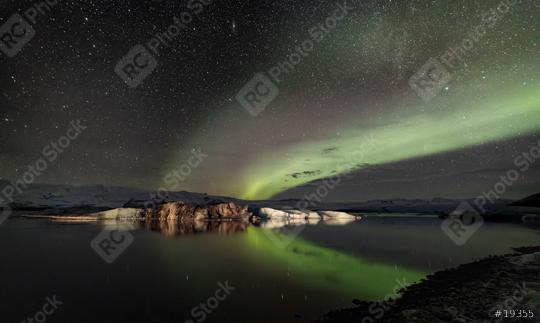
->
[319, 247, 540, 323]
[83, 201, 253, 221]
[27, 202, 360, 224]
[143, 201, 252, 221]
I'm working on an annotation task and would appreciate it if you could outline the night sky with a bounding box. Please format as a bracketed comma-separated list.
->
[0, 0, 539, 202]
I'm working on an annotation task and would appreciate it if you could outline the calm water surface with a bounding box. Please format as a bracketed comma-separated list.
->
[0, 214, 538, 323]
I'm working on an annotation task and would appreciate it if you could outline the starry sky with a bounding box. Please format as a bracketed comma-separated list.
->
[0, 0, 539, 202]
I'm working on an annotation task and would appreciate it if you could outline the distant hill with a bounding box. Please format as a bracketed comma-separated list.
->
[510, 193, 540, 207]
[2, 183, 243, 213]
[0, 182, 518, 216]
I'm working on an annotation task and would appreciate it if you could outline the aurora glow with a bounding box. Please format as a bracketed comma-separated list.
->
[156, 226, 426, 300]
[244, 227, 426, 300]
[156, 0, 539, 201]
[169, 65, 540, 200]
[241, 83, 540, 199]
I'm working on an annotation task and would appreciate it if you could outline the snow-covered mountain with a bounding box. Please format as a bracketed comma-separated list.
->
[2, 183, 514, 216]
[5, 183, 242, 213]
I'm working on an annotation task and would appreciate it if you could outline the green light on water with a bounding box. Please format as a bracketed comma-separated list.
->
[245, 227, 426, 300]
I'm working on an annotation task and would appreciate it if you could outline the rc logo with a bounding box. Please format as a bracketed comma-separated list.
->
[115, 44, 158, 88]
[441, 202, 484, 246]
[0, 14, 35, 57]
[409, 58, 452, 102]
[91, 224, 134, 264]
[0, 1, 60, 58]
[236, 73, 280, 117]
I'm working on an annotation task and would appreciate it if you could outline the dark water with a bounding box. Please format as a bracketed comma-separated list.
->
[0, 214, 538, 323]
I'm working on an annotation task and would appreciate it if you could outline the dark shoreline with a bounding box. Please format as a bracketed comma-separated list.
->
[319, 246, 540, 323]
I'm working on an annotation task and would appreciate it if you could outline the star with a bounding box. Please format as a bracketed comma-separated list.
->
[0, 0, 537, 202]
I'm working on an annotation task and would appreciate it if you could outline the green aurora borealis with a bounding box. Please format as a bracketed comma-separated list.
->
[159, 0, 539, 200]
[241, 82, 540, 199]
